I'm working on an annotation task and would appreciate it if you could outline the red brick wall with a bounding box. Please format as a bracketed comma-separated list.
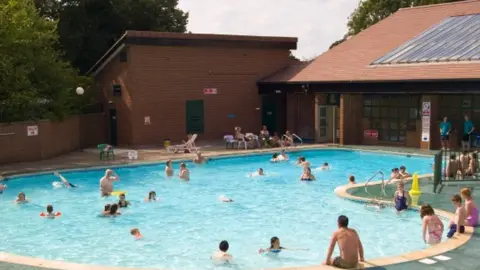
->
[0, 114, 106, 165]
[125, 45, 293, 145]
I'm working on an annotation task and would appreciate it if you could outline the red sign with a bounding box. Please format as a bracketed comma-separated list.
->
[203, 88, 218, 95]
[364, 129, 378, 139]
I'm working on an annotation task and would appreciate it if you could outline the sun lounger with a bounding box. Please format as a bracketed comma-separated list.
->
[166, 134, 200, 153]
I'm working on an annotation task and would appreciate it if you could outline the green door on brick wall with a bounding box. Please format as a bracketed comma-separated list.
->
[186, 100, 204, 134]
[262, 95, 277, 133]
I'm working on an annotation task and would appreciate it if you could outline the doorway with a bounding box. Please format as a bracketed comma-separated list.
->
[109, 109, 118, 146]
[261, 95, 277, 133]
[316, 105, 335, 143]
[186, 100, 205, 134]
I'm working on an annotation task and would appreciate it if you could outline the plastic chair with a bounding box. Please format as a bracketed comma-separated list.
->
[223, 135, 236, 149]
[97, 144, 115, 160]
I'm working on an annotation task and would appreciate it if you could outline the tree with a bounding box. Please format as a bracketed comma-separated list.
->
[0, 0, 87, 122]
[346, 0, 463, 36]
[35, 0, 189, 74]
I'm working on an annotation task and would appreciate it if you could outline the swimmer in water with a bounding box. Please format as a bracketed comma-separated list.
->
[53, 172, 76, 188]
[42, 205, 58, 219]
[102, 204, 111, 215]
[349, 175, 356, 185]
[193, 152, 207, 164]
[300, 167, 316, 181]
[99, 169, 120, 197]
[297, 157, 310, 167]
[145, 191, 157, 202]
[219, 195, 233, 203]
[165, 160, 174, 177]
[14, 192, 28, 203]
[249, 168, 265, 177]
[118, 193, 130, 208]
[279, 149, 289, 161]
[319, 163, 330, 170]
[259, 236, 309, 254]
[271, 153, 280, 162]
[105, 203, 121, 217]
[179, 163, 190, 181]
[211, 240, 233, 262]
[130, 228, 143, 239]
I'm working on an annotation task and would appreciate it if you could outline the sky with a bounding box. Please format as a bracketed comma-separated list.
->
[178, 0, 360, 60]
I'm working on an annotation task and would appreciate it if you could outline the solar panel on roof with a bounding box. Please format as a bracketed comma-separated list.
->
[372, 14, 480, 65]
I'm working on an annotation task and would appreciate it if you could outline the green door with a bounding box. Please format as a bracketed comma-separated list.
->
[186, 100, 204, 134]
[262, 95, 277, 133]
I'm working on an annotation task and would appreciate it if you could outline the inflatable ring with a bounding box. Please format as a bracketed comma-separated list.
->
[111, 191, 127, 196]
[40, 212, 61, 217]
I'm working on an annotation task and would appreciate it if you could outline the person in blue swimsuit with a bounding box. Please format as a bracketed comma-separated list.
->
[393, 181, 410, 212]
[258, 236, 309, 254]
[440, 117, 452, 150]
[462, 114, 475, 151]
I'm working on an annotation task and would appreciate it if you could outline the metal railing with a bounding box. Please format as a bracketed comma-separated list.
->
[281, 134, 303, 145]
[433, 148, 480, 193]
[364, 171, 387, 198]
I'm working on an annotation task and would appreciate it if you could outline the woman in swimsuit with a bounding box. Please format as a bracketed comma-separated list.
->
[420, 204, 444, 245]
[259, 236, 308, 254]
[118, 193, 130, 208]
[165, 160, 174, 177]
[461, 188, 479, 227]
[300, 167, 316, 181]
[145, 191, 157, 202]
[393, 181, 410, 212]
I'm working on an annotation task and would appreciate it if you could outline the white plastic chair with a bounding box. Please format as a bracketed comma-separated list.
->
[167, 134, 200, 153]
[224, 135, 236, 148]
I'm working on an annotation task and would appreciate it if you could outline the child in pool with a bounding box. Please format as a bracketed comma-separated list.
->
[447, 194, 466, 238]
[278, 149, 288, 161]
[399, 166, 411, 178]
[259, 236, 308, 254]
[211, 240, 232, 262]
[42, 205, 60, 219]
[461, 188, 478, 227]
[300, 167, 316, 181]
[118, 193, 130, 208]
[130, 228, 142, 239]
[249, 168, 265, 177]
[420, 204, 443, 245]
[103, 204, 111, 215]
[393, 181, 410, 212]
[319, 163, 330, 170]
[349, 175, 356, 185]
[219, 195, 233, 203]
[14, 192, 28, 203]
[105, 203, 121, 217]
[145, 191, 157, 202]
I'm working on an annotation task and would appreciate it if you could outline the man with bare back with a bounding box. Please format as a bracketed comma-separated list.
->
[323, 215, 364, 269]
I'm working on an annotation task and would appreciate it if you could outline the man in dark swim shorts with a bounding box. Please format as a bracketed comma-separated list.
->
[440, 117, 451, 150]
[462, 114, 475, 151]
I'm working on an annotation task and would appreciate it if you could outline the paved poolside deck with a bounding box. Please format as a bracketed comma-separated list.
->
[1, 144, 478, 270]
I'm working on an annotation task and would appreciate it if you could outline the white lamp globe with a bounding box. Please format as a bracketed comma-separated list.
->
[76, 87, 84, 95]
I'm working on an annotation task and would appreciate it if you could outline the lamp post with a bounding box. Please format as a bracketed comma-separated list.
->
[76, 86, 84, 152]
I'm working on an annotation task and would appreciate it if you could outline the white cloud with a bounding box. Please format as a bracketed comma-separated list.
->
[178, 0, 359, 60]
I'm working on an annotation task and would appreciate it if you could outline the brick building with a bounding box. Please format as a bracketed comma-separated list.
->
[89, 31, 297, 146]
[259, 0, 480, 150]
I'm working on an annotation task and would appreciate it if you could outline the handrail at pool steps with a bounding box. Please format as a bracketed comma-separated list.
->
[364, 170, 387, 198]
[281, 134, 303, 144]
[434, 148, 480, 193]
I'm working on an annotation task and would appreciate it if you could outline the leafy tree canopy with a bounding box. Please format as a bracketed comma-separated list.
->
[35, 0, 189, 74]
[330, 0, 463, 49]
[0, 0, 88, 122]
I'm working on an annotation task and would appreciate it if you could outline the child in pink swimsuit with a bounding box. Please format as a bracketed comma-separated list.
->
[461, 188, 479, 227]
[420, 204, 444, 245]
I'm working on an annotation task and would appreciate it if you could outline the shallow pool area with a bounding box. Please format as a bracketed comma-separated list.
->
[0, 149, 436, 270]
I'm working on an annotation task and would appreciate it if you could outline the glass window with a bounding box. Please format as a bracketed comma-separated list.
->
[409, 108, 418, 119]
[363, 107, 371, 117]
[372, 107, 380, 117]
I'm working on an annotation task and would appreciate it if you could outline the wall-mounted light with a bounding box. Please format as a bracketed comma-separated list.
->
[275, 90, 281, 94]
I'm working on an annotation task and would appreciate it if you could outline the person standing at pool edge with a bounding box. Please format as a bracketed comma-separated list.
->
[440, 116, 452, 150]
[100, 169, 120, 197]
[462, 115, 475, 151]
[323, 215, 364, 269]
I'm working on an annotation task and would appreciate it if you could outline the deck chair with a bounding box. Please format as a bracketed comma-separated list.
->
[224, 135, 236, 149]
[166, 134, 200, 153]
[97, 144, 115, 160]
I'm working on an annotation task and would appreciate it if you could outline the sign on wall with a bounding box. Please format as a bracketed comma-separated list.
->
[144, 116, 151, 125]
[421, 101, 431, 142]
[27, 125, 38, 136]
[363, 129, 378, 139]
[203, 88, 218, 95]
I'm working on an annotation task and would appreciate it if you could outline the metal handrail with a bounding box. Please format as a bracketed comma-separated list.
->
[281, 134, 303, 145]
[364, 171, 387, 197]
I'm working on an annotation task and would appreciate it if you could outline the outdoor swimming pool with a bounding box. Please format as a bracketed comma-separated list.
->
[0, 149, 435, 269]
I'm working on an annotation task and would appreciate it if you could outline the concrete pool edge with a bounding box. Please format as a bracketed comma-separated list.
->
[329, 177, 474, 270]
[0, 146, 437, 270]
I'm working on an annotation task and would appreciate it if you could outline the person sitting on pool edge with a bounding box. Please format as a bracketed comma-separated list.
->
[461, 188, 479, 227]
[447, 194, 466, 238]
[399, 166, 411, 178]
[390, 168, 401, 181]
[323, 215, 364, 269]
[165, 160, 174, 177]
[118, 193, 130, 208]
[179, 163, 190, 181]
[193, 152, 207, 164]
[145, 191, 157, 202]
[300, 167, 316, 181]
[211, 240, 232, 263]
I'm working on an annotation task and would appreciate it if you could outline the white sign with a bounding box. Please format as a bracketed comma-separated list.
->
[144, 116, 151, 125]
[422, 131, 430, 142]
[421, 115, 431, 142]
[422, 101, 431, 116]
[27, 125, 38, 136]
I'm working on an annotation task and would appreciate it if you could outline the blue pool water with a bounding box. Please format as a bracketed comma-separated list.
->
[0, 149, 434, 269]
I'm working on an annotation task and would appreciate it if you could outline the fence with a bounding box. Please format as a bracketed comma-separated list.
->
[433, 148, 480, 193]
[0, 114, 106, 165]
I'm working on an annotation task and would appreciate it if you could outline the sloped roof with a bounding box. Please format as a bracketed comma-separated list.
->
[261, 0, 480, 83]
